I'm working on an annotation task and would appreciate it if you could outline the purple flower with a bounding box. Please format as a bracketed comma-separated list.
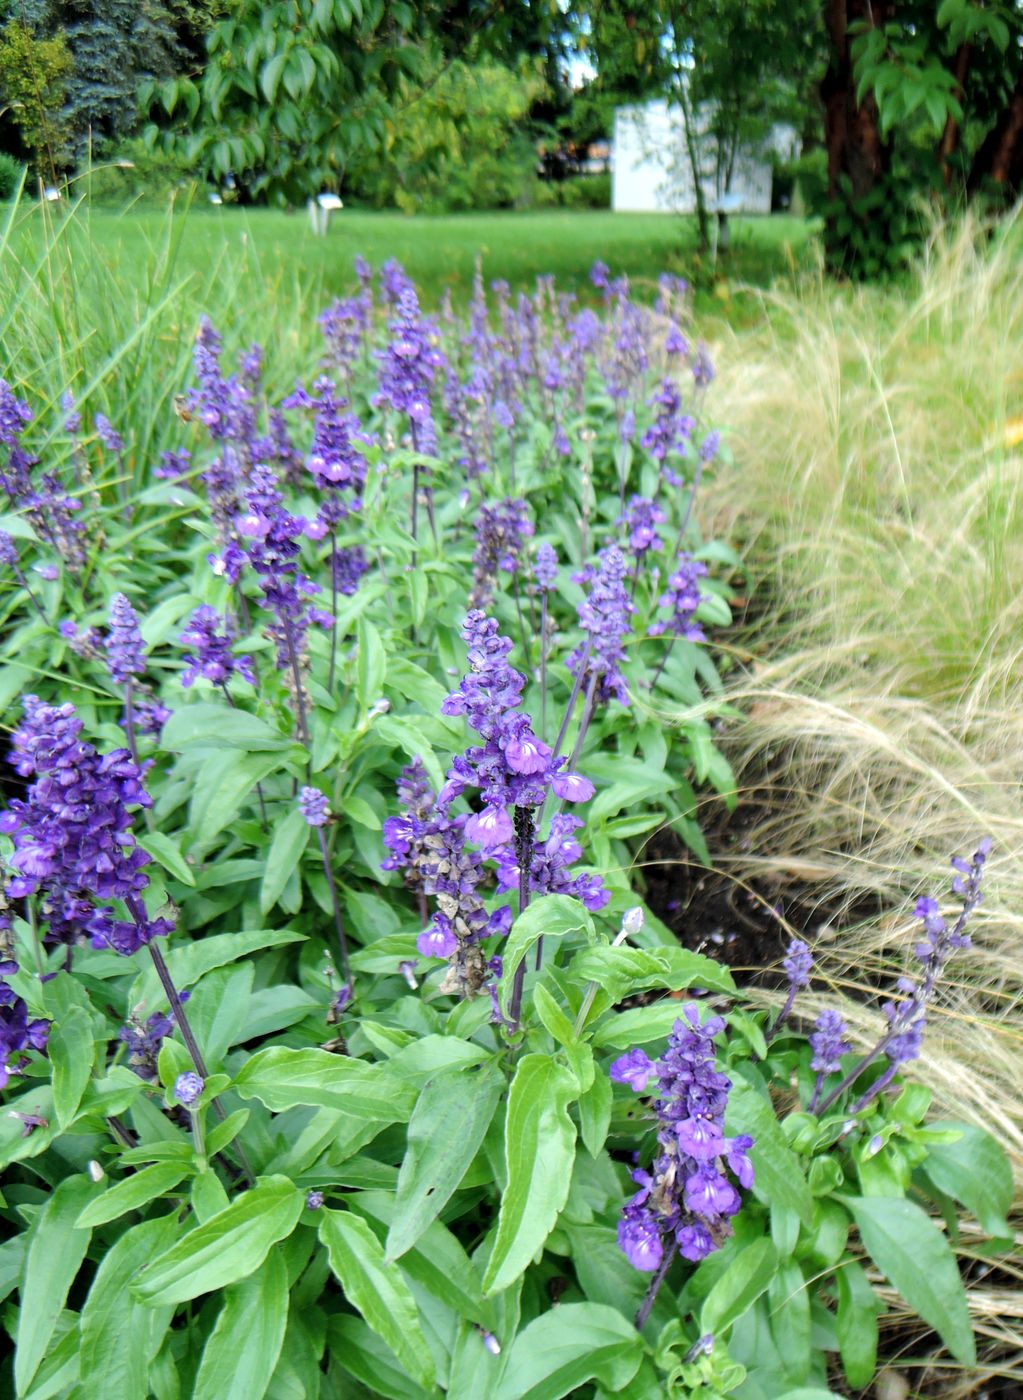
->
[567, 546, 635, 707]
[618, 495, 666, 562]
[783, 939, 813, 989]
[0, 531, 17, 566]
[120, 1008, 177, 1081]
[469, 497, 534, 609]
[0, 697, 171, 953]
[105, 593, 145, 684]
[374, 280, 446, 454]
[649, 555, 709, 641]
[94, 414, 124, 453]
[306, 1189, 325, 1210]
[613, 1004, 752, 1273]
[174, 1071, 204, 1107]
[610, 1048, 655, 1092]
[533, 542, 559, 592]
[178, 606, 256, 689]
[299, 787, 331, 827]
[417, 918, 459, 960]
[642, 378, 695, 475]
[809, 1008, 851, 1074]
[333, 545, 368, 597]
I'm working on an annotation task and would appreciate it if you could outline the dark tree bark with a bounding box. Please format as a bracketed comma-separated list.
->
[968, 64, 1023, 198]
[939, 41, 972, 185]
[820, 0, 893, 205]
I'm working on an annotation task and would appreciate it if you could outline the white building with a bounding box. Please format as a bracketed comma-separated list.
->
[612, 100, 796, 215]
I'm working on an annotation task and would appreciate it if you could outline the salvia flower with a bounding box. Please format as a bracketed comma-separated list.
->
[533, 541, 559, 591]
[619, 495, 667, 563]
[174, 1071, 204, 1107]
[810, 1008, 851, 1074]
[567, 546, 635, 707]
[612, 1005, 753, 1272]
[0, 697, 171, 953]
[374, 280, 446, 454]
[469, 497, 534, 608]
[120, 1007, 178, 1081]
[299, 787, 331, 827]
[178, 606, 256, 689]
[0, 974, 50, 1090]
[105, 593, 145, 684]
[649, 555, 709, 641]
[94, 414, 124, 454]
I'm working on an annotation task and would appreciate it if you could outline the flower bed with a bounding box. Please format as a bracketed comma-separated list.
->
[0, 259, 1010, 1398]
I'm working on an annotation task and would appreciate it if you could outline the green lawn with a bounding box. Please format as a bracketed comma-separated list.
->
[11, 198, 816, 311]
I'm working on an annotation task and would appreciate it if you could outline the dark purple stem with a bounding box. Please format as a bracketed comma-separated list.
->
[635, 1237, 677, 1330]
[13, 565, 48, 624]
[316, 826, 351, 985]
[539, 592, 549, 743]
[328, 529, 339, 694]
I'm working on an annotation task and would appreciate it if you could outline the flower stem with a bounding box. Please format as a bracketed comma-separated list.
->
[328, 529, 339, 694]
[13, 564, 47, 624]
[635, 1237, 677, 1330]
[282, 616, 311, 753]
[508, 807, 535, 1031]
[123, 680, 139, 767]
[539, 593, 549, 743]
[144, 934, 255, 1187]
[316, 826, 351, 987]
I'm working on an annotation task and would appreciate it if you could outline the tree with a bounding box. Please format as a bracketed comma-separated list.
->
[577, 0, 822, 252]
[142, 0, 429, 203]
[0, 18, 72, 181]
[823, 0, 1023, 274]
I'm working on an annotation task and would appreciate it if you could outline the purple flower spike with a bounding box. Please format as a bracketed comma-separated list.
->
[299, 787, 331, 827]
[0, 696, 171, 953]
[178, 606, 256, 689]
[649, 555, 709, 642]
[533, 542, 559, 591]
[613, 1006, 752, 1274]
[568, 546, 634, 708]
[783, 939, 813, 990]
[610, 1048, 655, 1092]
[810, 1008, 851, 1075]
[105, 593, 145, 684]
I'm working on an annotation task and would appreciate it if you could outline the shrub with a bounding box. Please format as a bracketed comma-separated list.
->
[0, 149, 25, 200]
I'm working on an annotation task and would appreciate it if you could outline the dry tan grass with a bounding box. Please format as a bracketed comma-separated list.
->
[694, 215, 1023, 1191]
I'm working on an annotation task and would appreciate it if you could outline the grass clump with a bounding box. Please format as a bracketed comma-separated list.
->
[704, 213, 1023, 1179]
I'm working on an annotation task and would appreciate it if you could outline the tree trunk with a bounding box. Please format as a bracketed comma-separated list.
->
[939, 42, 972, 186]
[820, 0, 892, 204]
[968, 65, 1023, 199]
[678, 81, 710, 253]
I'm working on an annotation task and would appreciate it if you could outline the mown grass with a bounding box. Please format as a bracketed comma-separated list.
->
[699, 214, 1023, 1388]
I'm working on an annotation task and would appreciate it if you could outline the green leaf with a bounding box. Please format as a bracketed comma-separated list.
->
[590, 1002, 685, 1049]
[352, 1190, 490, 1326]
[319, 1209, 434, 1390]
[701, 1237, 777, 1336]
[327, 1316, 434, 1400]
[577, 1069, 613, 1158]
[482, 1053, 578, 1296]
[568, 945, 735, 1002]
[768, 1261, 811, 1385]
[133, 1176, 304, 1306]
[387, 1063, 505, 1260]
[194, 1249, 289, 1400]
[500, 895, 596, 1017]
[260, 808, 311, 914]
[137, 831, 196, 886]
[922, 1121, 1013, 1238]
[260, 52, 288, 103]
[187, 749, 286, 848]
[843, 1195, 975, 1365]
[131, 927, 304, 1005]
[49, 1006, 95, 1128]
[494, 1302, 643, 1399]
[78, 1213, 178, 1400]
[725, 1077, 813, 1226]
[356, 617, 386, 708]
[232, 1047, 416, 1121]
[15, 1174, 99, 1396]
[162, 703, 293, 751]
[835, 1258, 881, 1390]
[76, 1162, 192, 1229]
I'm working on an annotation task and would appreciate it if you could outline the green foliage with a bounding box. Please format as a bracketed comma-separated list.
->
[347, 57, 547, 214]
[0, 150, 25, 200]
[0, 201, 1009, 1397]
[0, 19, 72, 178]
[143, 0, 424, 205]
